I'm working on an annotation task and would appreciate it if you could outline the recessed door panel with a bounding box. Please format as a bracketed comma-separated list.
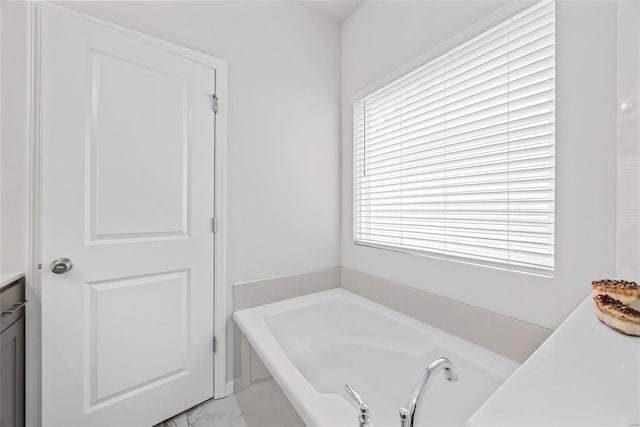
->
[87, 270, 189, 407]
[88, 52, 190, 242]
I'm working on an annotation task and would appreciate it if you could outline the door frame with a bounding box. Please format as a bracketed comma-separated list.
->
[27, 3, 229, 425]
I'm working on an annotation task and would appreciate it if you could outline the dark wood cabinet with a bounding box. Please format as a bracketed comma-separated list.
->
[0, 277, 25, 427]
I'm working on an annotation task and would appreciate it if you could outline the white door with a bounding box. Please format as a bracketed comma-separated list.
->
[39, 6, 216, 426]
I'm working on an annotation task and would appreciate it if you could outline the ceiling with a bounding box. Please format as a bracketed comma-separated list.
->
[299, 0, 364, 23]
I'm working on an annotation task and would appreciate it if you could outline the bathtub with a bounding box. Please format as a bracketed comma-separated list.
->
[233, 289, 519, 427]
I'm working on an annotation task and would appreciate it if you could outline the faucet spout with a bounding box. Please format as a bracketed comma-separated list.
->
[345, 384, 371, 427]
[399, 357, 458, 427]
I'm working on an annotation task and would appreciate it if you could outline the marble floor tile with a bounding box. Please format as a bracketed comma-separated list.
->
[187, 395, 247, 427]
[155, 412, 188, 427]
[153, 379, 301, 427]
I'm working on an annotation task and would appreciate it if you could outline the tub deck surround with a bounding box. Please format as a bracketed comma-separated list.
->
[468, 295, 640, 426]
[340, 267, 553, 363]
[234, 289, 519, 427]
[234, 267, 341, 311]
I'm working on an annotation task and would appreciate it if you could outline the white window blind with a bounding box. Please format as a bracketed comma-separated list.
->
[353, 0, 555, 274]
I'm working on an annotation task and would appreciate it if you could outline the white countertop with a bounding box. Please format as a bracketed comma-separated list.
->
[0, 272, 25, 292]
[469, 295, 640, 426]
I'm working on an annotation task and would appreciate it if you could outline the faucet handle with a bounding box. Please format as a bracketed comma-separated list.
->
[344, 384, 370, 427]
[345, 384, 366, 408]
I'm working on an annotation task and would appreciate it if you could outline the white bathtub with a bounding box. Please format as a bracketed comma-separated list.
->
[233, 289, 519, 427]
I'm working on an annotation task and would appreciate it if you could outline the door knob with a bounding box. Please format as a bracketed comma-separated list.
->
[50, 258, 73, 274]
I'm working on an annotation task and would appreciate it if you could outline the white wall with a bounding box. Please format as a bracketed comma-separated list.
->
[1, 2, 30, 274]
[341, 0, 618, 330]
[0, 7, 39, 426]
[1, 0, 342, 396]
[617, 0, 640, 279]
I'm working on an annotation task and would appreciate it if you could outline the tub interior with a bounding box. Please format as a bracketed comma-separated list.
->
[265, 296, 514, 427]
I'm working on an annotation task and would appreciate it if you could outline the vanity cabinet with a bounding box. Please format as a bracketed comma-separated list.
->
[0, 277, 25, 427]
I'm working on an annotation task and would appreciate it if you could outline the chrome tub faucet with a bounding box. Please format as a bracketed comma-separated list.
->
[344, 384, 371, 427]
[399, 357, 459, 427]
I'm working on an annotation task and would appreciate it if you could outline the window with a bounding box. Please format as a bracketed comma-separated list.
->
[353, 0, 555, 274]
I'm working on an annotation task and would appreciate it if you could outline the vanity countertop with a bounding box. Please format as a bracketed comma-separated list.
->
[469, 295, 640, 426]
[0, 272, 25, 292]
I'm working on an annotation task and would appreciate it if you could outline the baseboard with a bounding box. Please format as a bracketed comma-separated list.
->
[224, 379, 236, 397]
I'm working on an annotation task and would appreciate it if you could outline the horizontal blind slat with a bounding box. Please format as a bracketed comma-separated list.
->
[355, 120, 553, 163]
[363, 70, 553, 140]
[362, 49, 553, 133]
[357, 100, 554, 155]
[363, 5, 554, 114]
[355, 166, 553, 191]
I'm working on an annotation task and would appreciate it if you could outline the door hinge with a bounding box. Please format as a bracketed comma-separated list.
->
[213, 336, 217, 353]
[212, 217, 218, 234]
[212, 95, 219, 114]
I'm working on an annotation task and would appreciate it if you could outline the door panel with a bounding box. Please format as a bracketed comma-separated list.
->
[88, 51, 190, 241]
[88, 270, 189, 405]
[39, 6, 215, 426]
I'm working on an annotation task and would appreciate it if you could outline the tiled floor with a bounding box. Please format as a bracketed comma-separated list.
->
[156, 378, 305, 427]
[155, 395, 245, 427]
